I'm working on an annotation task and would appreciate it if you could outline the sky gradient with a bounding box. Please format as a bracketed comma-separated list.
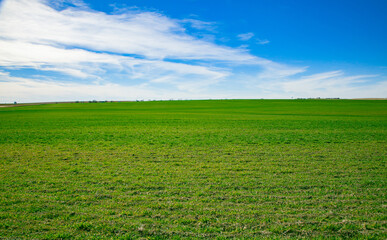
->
[0, 0, 386, 102]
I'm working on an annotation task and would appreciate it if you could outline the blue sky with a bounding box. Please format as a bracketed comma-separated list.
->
[0, 0, 386, 102]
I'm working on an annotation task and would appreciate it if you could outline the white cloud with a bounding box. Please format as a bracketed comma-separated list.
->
[257, 39, 270, 45]
[49, 0, 88, 9]
[0, 36, 229, 87]
[180, 18, 217, 31]
[280, 71, 381, 96]
[252, 70, 386, 98]
[237, 32, 254, 41]
[0, 0, 255, 62]
[0, 0, 384, 102]
[0, 0, 259, 93]
[256, 60, 308, 81]
[0, 39, 124, 67]
[0, 73, 153, 103]
[1, 68, 385, 103]
[238, 33, 269, 45]
[0, 72, 228, 103]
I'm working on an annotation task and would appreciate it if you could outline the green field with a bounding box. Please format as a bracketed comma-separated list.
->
[0, 100, 386, 239]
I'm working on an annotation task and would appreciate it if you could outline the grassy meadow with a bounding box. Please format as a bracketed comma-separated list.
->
[0, 99, 386, 239]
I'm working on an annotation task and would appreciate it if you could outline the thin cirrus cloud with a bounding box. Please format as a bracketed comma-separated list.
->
[0, 71, 229, 102]
[237, 32, 255, 41]
[257, 39, 270, 45]
[249, 70, 386, 99]
[180, 18, 218, 32]
[0, 0, 385, 102]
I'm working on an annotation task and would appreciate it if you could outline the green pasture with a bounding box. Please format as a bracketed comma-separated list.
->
[0, 99, 386, 239]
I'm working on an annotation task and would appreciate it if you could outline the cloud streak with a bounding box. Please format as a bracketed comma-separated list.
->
[0, 72, 228, 103]
[249, 70, 386, 99]
[237, 32, 254, 41]
[257, 39, 270, 45]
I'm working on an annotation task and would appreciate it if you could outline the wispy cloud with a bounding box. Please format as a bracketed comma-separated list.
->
[237, 32, 254, 41]
[0, 0, 282, 95]
[0, 0, 385, 102]
[180, 18, 217, 32]
[49, 0, 88, 9]
[256, 61, 308, 80]
[0, 0, 260, 87]
[237, 32, 269, 45]
[0, 71, 228, 102]
[280, 71, 381, 96]
[257, 39, 270, 45]
[250, 70, 386, 98]
[0, 0, 253, 62]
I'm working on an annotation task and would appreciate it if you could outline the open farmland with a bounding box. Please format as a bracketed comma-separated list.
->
[0, 99, 386, 239]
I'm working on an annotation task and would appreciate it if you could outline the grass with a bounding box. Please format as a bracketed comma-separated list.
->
[0, 99, 386, 239]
